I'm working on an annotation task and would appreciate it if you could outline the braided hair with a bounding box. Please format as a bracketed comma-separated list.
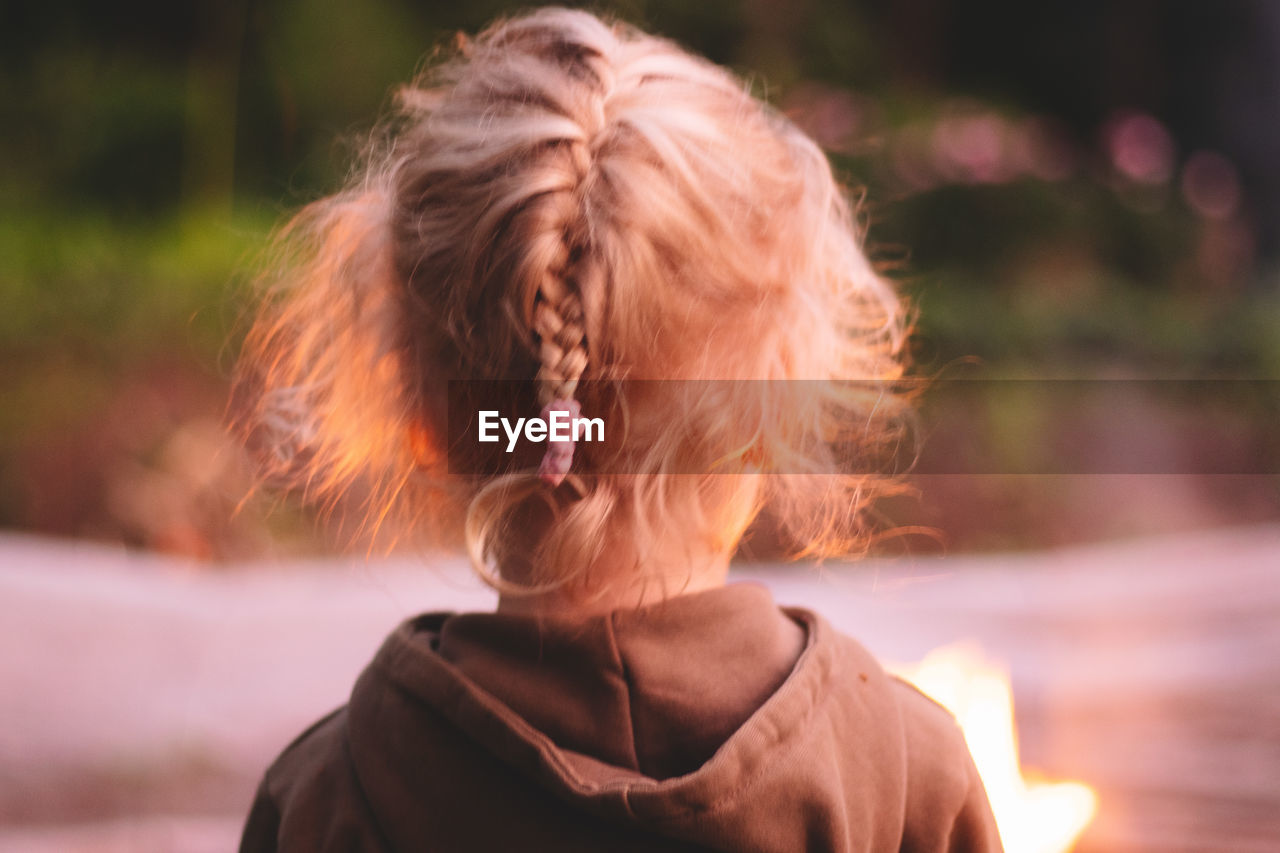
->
[233, 8, 909, 597]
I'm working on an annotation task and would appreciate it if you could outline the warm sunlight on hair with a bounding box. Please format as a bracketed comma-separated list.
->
[232, 7, 911, 599]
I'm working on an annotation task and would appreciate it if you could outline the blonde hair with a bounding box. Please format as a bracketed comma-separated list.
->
[232, 7, 909, 596]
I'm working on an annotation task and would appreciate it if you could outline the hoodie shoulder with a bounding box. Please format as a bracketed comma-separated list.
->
[240, 706, 389, 853]
[890, 677, 1004, 853]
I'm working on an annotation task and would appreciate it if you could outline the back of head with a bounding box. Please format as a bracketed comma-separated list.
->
[233, 7, 909, 599]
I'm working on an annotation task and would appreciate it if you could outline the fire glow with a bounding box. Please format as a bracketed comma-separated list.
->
[893, 645, 1098, 853]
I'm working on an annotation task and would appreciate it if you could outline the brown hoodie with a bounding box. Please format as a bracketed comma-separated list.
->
[239, 583, 1002, 852]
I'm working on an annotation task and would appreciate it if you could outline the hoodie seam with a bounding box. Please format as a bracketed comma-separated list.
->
[605, 609, 644, 789]
[339, 706, 397, 852]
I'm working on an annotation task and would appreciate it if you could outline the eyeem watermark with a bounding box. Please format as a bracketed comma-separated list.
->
[449, 379, 1280, 474]
[478, 409, 605, 452]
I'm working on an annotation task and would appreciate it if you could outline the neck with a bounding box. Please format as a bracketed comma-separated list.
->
[496, 541, 732, 618]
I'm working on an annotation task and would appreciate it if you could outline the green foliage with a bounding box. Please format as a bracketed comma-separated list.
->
[2, 0, 1278, 554]
[0, 204, 268, 363]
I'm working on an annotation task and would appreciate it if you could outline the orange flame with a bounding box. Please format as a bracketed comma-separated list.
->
[892, 644, 1097, 853]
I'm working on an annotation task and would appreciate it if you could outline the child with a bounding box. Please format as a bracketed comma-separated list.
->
[234, 7, 1001, 851]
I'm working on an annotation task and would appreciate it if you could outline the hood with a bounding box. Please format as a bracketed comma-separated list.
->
[344, 582, 913, 851]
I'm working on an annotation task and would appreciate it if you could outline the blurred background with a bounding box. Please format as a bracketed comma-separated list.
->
[2, 1, 1278, 851]
[3, 0, 1278, 557]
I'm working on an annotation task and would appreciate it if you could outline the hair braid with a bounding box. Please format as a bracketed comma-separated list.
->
[534, 272, 588, 403]
[531, 64, 610, 486]
[532, 144, 593, 404]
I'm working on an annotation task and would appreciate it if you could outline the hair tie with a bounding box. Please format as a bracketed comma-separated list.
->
[537, 397, 581, 487]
